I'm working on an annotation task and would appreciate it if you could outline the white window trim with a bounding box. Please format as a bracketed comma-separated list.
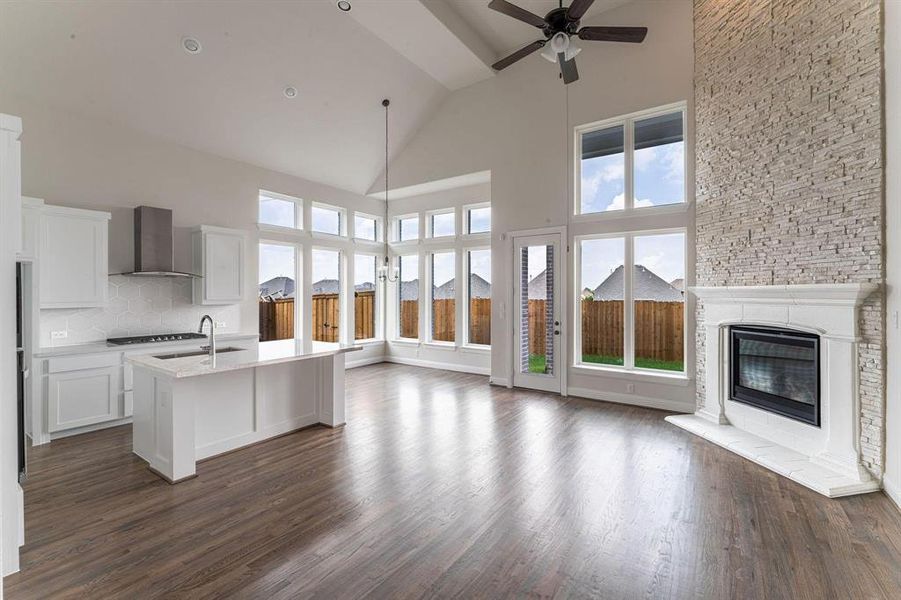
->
[311, 201, 347, 237]
[258, 239, 303, 341]
[574, 101, 688, 220]
[393, 212, 421, 243]
[427, 248, 457, 345]
[462, 202, 491, 236]
[259, 189, 303, 230]
[352, 211, 383, 243]
[426, 208, 457, 239]
[352, 251, 383, 343]
[464, 246, 491, 348]
[573, 227, 687, 377]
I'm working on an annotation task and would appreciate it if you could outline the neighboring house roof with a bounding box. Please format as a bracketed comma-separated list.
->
[592, 265, 684, 301]
[670, 278, 684, 291]
[431, 274, 491, 301]
[355, 282, 375, 293]
[400, 279, 419, 301]
[528, 270, 548, 300]
[259, 276, 294, 300]
[312, 279, 339, 295]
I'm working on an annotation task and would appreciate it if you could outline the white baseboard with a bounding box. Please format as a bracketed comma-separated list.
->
[885, 475, 901, 513]
[489, 376, 510, 387]
[384, 355, 490, 376]
[49, 416, 133, 440]
[567, 386, 695, 413]
[346, 355, 385, 369]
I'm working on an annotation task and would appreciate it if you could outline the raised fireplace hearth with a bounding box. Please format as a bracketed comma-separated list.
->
[667, 284, 880, 498]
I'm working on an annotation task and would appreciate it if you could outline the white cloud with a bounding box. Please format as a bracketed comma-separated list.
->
[634, 146, 657, 171]
[605, 193, 654, 211]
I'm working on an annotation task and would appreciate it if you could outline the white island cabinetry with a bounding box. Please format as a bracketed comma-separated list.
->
[129, 341, 360, 483]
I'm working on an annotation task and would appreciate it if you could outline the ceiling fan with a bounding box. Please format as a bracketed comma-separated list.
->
[488, 0, 648, 84]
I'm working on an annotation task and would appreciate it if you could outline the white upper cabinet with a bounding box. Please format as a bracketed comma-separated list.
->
[192, 225, 245, 305]
[40, 205, 110, 309]
[18, 196, 44, 260]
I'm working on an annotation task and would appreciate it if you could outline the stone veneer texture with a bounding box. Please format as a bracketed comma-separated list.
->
[693, 0, 884, 474]
[40, 275, 241, 347]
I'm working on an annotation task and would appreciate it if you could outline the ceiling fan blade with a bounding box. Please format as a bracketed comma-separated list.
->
[492, 40, 546, 71]
[567, 0, 596, 21]
[558, 53, 579, 85]
[578, 26, 648, 43]
[488, 0, 547, 28]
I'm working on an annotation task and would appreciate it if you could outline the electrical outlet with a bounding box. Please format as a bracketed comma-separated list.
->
[215, 321, 226, 328]
[51, 331, 68, 340]
[626, 383, 635, 394]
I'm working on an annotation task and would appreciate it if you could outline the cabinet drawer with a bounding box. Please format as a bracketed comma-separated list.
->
[48, 352, 120, 374]
[47, 366, 120, 432]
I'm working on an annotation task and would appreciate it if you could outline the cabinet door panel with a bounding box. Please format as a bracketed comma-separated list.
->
[205, 232, 243, 302]
[40, 209, 108, 308]
[48, 367, 119, 432]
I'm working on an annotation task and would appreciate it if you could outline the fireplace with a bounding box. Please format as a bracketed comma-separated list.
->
[730, 326, 820, 427]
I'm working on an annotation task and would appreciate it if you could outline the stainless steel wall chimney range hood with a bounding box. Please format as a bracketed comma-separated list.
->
[112, 206, 199, 278]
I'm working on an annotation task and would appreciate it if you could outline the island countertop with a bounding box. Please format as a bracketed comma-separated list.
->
[126, 339, 361, 379]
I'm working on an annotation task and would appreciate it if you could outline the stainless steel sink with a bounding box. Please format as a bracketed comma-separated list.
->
[153, 347, 245, 360]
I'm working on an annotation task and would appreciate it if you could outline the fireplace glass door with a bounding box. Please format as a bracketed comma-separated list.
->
[730, 326, 820, 426]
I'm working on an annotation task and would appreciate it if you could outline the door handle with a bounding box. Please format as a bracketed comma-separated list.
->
[554, 330, 560, 335]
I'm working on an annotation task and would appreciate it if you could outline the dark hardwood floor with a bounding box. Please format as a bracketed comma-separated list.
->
[5, 364, 901, 599]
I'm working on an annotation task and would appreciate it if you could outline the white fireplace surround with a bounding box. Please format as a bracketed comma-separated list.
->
[667, 284, 881, 498]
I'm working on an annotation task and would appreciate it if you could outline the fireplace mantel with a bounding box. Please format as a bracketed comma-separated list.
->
[667, 283, 880, 498]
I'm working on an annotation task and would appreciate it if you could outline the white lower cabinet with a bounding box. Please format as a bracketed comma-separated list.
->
[47, 366, 120, 432]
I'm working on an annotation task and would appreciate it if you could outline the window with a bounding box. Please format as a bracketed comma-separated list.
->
[577, 106, 685, 214]
[397, 215, 419, 242]
[430, 251, 455, 343]
[467, 249, 490, 346]
[312, 248, 341, 342]
[259, 191, 300, 229]
[354, 254, 378, 340]
[398, 255, 419, 339]
[577, 231, 685, 374]
[311, 204, 343, 236]
[354, 213, 379, 242]
[258, 243, 297, 341]
[429, 210, 455, 238]
[466, 205, 491, 234]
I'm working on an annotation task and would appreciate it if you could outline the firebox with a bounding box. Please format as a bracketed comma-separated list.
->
[730, 326, 820, 427]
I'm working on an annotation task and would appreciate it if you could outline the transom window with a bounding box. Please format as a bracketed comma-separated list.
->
[576, 106, 685, 215]
[354, 213, 379, 242]
[311, 203, 344, 236]
[396, 215, 419, 242]
[259, 191, 301, 229]
[466, 205, 491, 234]
[428, 209, 456, 238]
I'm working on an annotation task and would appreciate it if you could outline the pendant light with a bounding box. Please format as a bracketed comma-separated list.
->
[378, 98, 398, 283]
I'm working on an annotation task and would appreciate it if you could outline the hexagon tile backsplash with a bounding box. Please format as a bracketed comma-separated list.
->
[40, 276, 241, 346]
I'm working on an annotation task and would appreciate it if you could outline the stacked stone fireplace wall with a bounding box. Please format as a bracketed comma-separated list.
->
[693, 0, 884, 474]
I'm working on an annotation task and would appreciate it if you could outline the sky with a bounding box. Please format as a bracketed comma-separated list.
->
[354, 254, 376, 286]
[579, 232, 685, 290]
[580, 140, 685, 213]
[259, 196, 296, 228]
[469, 249, 490, 282]
[432, 251, 454, 287]
[259, 243, 294, 284]
[312, 248, 339, 282]
[311, 206, 341, 235]
[354, 215, 376, 241]
[527, 245, 548, 281]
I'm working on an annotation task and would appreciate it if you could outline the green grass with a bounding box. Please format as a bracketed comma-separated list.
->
[527, 353, 684, 374]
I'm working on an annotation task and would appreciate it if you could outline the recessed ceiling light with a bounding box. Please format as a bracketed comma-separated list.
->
[182, 36, 202, 54]
[336, 1, 352, 12]
[283, 86, 298, 99]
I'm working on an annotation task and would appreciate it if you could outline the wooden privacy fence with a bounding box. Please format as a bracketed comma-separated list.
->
[469, 298, 491, 345]
[527, 300, 683, 362]
[431, 299, 455, 342]
[259, 291, 376, 342]
[398, 298, 492, 345]
[399, 300, 419, 339]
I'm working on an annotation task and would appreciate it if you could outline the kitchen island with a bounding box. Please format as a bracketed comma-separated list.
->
[128, 339, 360, 483]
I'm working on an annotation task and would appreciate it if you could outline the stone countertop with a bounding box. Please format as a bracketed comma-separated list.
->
[35, 333, 260, 358]
[126, 340, 361, 379]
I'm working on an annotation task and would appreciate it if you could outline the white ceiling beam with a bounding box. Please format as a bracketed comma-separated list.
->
[348, 0, 495, 91]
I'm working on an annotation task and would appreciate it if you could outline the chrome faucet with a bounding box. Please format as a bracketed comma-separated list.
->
[198, 315, 216, 365]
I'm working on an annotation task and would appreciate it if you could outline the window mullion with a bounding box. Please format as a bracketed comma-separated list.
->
[624, 234, 635, 370]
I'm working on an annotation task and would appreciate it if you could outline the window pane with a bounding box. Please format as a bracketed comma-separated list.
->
[312, 206, 341, 235]
[399, 217, 419, 241]
[468, 249, 491, 346]
[431, 252, 455, 342]
[354, 255, 376, 340]
[634, 112, 684, 208]
[580, 238, 625, 366]
[431, 212, 455, 237]
[634, 233, 685, 371]
[580, 124, 625, 213]
[259, 195, 296, 228]
[258, 244, 296, 341]
[522, 245, 553, 374]
[354, 215, 377, 241]
[398, 255, 419, 339]
[312, 249, 340, 342]
[467, 206, 491, 234]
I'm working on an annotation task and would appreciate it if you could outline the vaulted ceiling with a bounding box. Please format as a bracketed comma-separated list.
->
[0, 0, 632, 195]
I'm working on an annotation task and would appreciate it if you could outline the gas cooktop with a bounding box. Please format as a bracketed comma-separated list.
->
[106, 332, 207, 346]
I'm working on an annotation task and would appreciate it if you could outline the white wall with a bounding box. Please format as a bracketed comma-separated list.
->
[386, 182, 492, 374]
[381, 0, 695, 409]
[0, 92, 386, 365]
[885, 0, 901, 509]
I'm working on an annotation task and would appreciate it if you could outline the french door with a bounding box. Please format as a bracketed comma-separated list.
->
[512, 233, 563, 393]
